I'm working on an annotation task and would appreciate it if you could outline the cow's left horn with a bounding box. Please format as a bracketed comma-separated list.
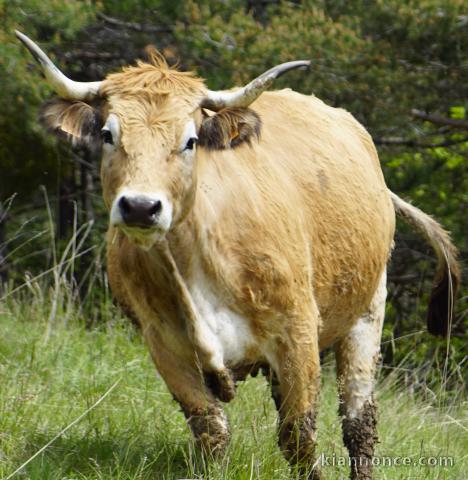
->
[15, 30, 102, 101]
[201, 60, 310, 111]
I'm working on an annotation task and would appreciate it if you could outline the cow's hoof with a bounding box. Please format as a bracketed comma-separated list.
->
[279, 410, 320, 479]
[279, 410, 317, 462]
[188, 404, 230, 457]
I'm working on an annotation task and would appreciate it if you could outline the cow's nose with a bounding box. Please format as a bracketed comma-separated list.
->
[118, 195, 162, 228]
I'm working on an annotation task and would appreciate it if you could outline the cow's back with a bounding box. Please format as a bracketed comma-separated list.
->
[194, 89, 395, 348]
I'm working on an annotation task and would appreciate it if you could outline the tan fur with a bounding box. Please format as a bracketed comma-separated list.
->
[100, 52, 205, 99]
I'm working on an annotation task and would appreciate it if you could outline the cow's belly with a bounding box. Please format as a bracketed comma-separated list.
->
[188, 268, 261, 368]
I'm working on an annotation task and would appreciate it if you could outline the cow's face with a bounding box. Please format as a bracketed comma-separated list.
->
[40, 63, 261, 249]
[17, 31, 306, 249]
[98, 93, 203, 249]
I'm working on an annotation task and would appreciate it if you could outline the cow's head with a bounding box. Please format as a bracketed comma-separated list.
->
[16, 31, 309, 249]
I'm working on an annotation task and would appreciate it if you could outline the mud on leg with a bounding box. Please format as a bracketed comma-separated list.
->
[335, 269, 386, 480]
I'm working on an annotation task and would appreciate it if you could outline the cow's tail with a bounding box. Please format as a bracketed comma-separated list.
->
[390, 191, 461, 337]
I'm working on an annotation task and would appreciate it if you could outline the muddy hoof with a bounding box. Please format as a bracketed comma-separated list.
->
[187, 405, 230, 457]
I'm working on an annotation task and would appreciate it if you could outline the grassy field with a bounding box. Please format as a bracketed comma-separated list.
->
[0, 303, 466, 480]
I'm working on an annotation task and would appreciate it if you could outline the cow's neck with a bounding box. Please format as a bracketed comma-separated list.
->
[147, 232, 225, 373]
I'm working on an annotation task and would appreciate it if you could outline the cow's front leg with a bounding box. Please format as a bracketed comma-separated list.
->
[335, 270, 386, 480]
[272, 308, 322, 480]
[143, 323, 230, 455]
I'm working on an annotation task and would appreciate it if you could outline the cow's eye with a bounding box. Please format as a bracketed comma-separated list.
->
[184, 137, 197, 151]
[101, 129, 114, 145]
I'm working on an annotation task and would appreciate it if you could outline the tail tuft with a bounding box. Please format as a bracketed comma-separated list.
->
[427, 266, 460, 336]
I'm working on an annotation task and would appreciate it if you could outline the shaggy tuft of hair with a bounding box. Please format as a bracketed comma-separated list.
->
[100, 48, 205, 99]
[427, 264, 461, 337]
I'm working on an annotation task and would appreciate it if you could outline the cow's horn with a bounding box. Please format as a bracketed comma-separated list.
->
[15, 30, 102, 101]
[201, 60, 310, 111]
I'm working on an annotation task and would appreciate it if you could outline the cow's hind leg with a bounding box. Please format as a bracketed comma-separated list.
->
[271, 303, 322, 479]
[335, 269, 386, 480]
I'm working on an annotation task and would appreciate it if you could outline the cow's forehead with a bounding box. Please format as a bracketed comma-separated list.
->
[98, 57, 206, 149]
[107, 91, 193, 123]
[104, 92, 199, 155]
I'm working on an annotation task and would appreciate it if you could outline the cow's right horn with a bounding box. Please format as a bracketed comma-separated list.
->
[15, 30, 102, 101]
[201, 60, 310, 111]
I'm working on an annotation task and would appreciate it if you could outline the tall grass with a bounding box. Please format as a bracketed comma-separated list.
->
[0, 309, 466, 479]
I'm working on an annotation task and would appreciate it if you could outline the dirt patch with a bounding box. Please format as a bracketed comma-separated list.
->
[342, 400, 378, 480]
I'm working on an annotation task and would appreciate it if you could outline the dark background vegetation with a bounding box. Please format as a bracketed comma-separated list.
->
[0, 1, 466, 389]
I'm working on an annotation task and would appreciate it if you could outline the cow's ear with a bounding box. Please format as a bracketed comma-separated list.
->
[40, 98, 102, 147]
[198, 107, 261, 150]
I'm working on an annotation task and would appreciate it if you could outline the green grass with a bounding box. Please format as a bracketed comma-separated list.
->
[0, 307, 466, 480]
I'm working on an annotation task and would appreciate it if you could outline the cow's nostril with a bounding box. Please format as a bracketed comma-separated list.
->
[149, 200, 162, 217]
[119, 196, 131, 214]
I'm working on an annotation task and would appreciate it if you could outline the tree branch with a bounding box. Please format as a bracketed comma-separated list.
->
[375, 136, 468, 148]
[411, 109, 468, 130]
[97, 13, 173, 33]
[64, 50, 121, 61]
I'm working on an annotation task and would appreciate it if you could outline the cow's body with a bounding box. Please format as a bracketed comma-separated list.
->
[108, 89, 394, 371]
[17, 32, 459, 480]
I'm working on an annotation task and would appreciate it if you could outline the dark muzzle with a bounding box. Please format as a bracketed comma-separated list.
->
[119, 195, 162, 228]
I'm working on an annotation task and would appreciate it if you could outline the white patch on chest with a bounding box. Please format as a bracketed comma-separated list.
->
[188, 266, 257, 368]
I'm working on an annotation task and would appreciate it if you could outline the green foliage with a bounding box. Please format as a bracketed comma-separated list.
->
[101, 0, 187, 23]
[172, 0, 467, 371]
[174, 0, 466, 134]
[0, 0, 97, 197]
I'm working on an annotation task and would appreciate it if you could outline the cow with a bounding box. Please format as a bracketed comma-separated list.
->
[16, 31, 459, 480]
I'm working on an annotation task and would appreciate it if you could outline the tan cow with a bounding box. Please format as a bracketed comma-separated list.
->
[17, 32, 459, 480]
